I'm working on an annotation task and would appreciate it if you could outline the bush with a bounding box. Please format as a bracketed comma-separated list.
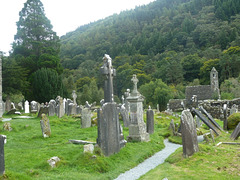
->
[227, 112, 240, 129]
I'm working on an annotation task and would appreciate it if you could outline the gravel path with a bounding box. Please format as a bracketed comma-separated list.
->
[115, 136, 203, 180]
[115, 139, 182, 180]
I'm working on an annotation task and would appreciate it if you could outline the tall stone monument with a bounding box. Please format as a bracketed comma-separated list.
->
[146, 106, 154, 134]
[210, 67, 220, 99]
[97, 54, 125, 156]
[127, 74, 149, 142]
[181, 110, 199, 158]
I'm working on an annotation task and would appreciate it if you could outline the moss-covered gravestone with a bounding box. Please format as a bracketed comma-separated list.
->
[40, 114, 51, 138]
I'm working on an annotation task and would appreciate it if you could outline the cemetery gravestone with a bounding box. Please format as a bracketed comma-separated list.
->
[97, 54, 124, 156]
[81, 108, 92, 128]
[0, 58, 3, 118]
[57, 96, 64, 118]
[49, 102, 55, 116]
[38, 106, 49, 117]
[181, 110, 199, 158]
[120, 104, 130, 127]
[0, 135, 6, 175]
[127, 74, 149, 142]
[24, 101, 30, 113]
[146, 107, 154, 134]
[230, 104, 238, 115]
[30, 101, 38, 113]
[40, 114, 51, 138]
[5, 97, 11, 112]
[223, 104, 228, 130]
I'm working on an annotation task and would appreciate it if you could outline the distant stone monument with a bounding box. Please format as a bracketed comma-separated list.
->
[127, 74, 149, 142]
[30, 101, 38, 113]
[0, 135, 6, 175]
[57, 96, 64, 118]
[0, 58, 3, 117]
[97, 54, 125, 156]
[40, 114, 51, 138]
[181, 110, 199, 158]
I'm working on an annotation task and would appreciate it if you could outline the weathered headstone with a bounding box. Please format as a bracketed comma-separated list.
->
[24, 100, 30, 114]
[38, 106, 49, 117]
[169, 119, 176, 136]
[230, 104, 238, 115]
[230, 122, 240, 140]
[127, 74, 149, 142]
[40, 114, 51, 138]
[5, 96, 11, 112]
[48, 103, 55, 116]
[157, 104, 160, 113]
[223, 104, 228, 130]
[119, 104, 130, 127]
[57, 96, 64, 118]
[0, 135, 6, 175]
[181, 110, 199, 158]
[30, 101, 38, 113]
[196, 116, 203, 128]
[97, 54, 125, 156]
[146, 107, 154, 134]
[72, 90, 77, 105]
[81, 108, 92, 128]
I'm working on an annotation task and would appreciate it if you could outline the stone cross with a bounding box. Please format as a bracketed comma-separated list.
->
[131, 74, 139, 95]
[72, 90, 77, 105]
[100, 54, 115, 103]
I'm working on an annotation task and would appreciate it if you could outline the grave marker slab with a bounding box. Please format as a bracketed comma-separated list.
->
[230, 122, 240, 140]
[40, 114, 51, 138]
[181, 110, 199, 158]
[146, 107, 154, 134]
[81, 108, 92, 128]
[0, 135, 6, 175]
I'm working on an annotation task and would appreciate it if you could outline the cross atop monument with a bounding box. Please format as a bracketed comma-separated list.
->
[131, 74, 139, 94]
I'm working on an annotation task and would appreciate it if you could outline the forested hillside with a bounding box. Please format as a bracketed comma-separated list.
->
[59, 0, 240, 108]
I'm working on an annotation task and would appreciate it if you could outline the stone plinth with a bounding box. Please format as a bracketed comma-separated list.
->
[126, 75, 149, 142]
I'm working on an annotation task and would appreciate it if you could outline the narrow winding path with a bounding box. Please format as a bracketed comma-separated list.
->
[115, 139, 182, 180]
[115, 136, 203, 180]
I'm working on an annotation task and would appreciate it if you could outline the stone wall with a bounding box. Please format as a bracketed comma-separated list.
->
[185, 85, 213, 106]
[169, 99, 186, 112]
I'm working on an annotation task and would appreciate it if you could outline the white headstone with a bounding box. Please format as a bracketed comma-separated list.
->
[25, 100, 30, 113]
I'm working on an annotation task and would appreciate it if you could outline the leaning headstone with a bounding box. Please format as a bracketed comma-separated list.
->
[181, 110, 199, 158]
[230, 122, 240, 140]
[146, 107, 154, 134]
[127, 74, 149, 142]
[24, 100, 30, 113]
[0, 135, 6, 175]
[30, 101, 38, 113]
[81, 108, 92, 128]
[40, 114, 51, 138]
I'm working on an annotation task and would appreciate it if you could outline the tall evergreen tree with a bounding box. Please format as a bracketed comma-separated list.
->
[12, 0, 62, 74]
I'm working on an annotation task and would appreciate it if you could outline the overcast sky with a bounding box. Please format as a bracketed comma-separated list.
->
[0, 0, 155, 55]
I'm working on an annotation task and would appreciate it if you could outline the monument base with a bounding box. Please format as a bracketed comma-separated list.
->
[127, 123, 150, 142]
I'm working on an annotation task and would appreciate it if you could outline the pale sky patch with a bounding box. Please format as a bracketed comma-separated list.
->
[0, 0, 155, 55]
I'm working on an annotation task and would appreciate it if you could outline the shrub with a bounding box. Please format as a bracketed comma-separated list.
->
[227, 112, 240, 129]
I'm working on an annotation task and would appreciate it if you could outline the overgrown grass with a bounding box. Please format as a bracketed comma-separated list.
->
[0, 112, 174, 180]
[140, 119, 240, 180]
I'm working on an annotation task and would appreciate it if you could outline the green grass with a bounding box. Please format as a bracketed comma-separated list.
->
[140, 119, 240, 180]
[0, 112, 174, 180]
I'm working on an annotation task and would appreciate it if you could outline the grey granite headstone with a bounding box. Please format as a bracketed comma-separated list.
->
[169, 119, 176, 136]
[81, 108, 92, 128]
[120, 104, 130, 127]
[38, 107, 49, 117]
[57, 96, 64, 118]
[40, 114, 51, 138]
[5, 97, 11, 112]
[230, 122, 240, 140]
[230, 104, 238, 115]
[146, 107, 154, 134]
[49, 103, 55, 116]
[97, 103, 121, 156]
[181, 110, 199, 158]
[127, 75, 149, 142]
[0, 135, 6, 175]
